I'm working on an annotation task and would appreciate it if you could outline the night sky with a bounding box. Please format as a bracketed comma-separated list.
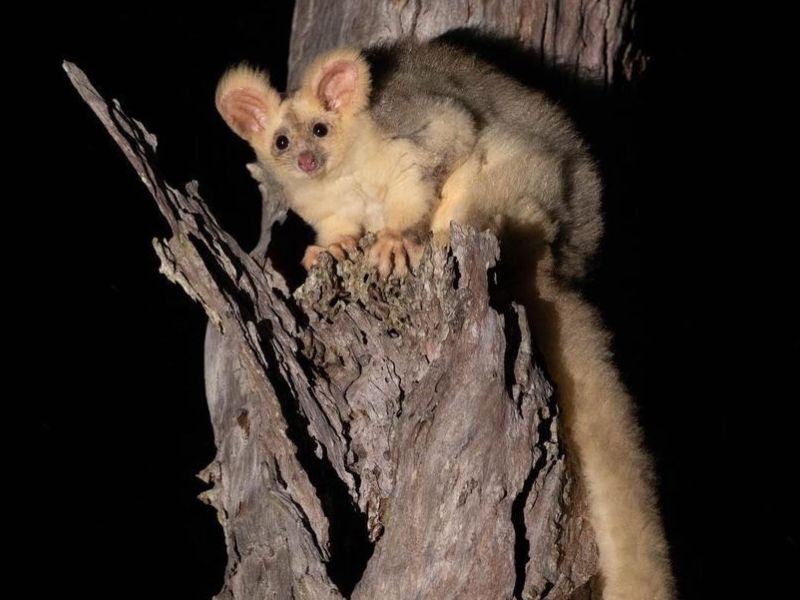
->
[36, 2, 796, 598]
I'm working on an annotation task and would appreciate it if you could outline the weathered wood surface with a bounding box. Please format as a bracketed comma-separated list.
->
[289, 0, 641, 90]
[65, 45, 599, 597]
[61, 1, 654, 596]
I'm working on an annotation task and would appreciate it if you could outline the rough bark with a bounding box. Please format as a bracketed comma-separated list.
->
[65, 1, 646, 597]
[65, 69, 597, 600]
[289, 0, 642, 90]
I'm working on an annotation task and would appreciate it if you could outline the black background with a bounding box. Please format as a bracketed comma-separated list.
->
[34, 2, 796, 598]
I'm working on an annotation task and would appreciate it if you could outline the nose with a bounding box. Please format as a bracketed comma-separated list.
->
[298, 151, 318, 173]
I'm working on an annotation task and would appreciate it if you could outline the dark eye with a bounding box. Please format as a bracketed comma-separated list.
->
[313, 123, 328, 137]
[275, 135, 289, 150]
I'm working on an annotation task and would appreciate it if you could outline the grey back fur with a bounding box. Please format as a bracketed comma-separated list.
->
[366, 41, 603, 283]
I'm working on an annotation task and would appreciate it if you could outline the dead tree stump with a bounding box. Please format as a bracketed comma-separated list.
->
[66, 1, 642, 597]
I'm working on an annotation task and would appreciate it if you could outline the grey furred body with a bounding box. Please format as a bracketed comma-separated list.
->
[366, 41, 603, 283]
[363, 41, 676, 600]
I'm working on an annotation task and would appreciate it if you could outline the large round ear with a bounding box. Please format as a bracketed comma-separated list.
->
[215, 65, 281, 141]
[301, 48, 371, 115]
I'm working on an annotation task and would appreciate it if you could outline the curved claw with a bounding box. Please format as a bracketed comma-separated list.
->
[335, 235, 359, 257]
[403, 237, 425, 271]
[367, 230, 424, 279]
[302, 235, 360, 271]
[326, 244, 347, 262]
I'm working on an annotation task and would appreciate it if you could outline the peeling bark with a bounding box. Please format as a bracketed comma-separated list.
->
[62, 1, 647, 597]
[65, 64, 597, 598]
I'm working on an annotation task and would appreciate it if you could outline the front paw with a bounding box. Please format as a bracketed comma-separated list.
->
[301, 245, 327, 271]
[302, 236, 359, 271]
[325, 235, 359, 262]
[367, 230, 424, 279]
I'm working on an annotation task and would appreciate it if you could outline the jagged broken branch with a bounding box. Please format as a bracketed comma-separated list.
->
[65, 62, 598, 600]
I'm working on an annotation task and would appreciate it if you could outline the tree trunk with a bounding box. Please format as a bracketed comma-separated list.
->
[289, 0, 642, 89]
[66, 1, 641, 598]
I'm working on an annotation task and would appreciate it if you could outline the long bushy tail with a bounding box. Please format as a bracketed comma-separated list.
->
[526, 264, 676, 600]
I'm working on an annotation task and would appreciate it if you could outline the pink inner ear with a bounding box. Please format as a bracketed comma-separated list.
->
[220, 89, 271, 136]
[317, 61, 358, 111]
